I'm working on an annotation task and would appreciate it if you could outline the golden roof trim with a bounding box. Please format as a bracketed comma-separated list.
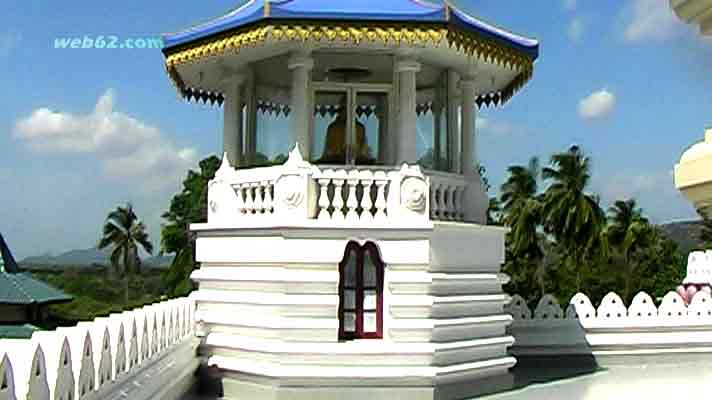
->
[164, 21, 535, 107]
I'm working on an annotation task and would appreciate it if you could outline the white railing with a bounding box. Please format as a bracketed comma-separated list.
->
[428, 171, 471, 222]
[505, 290, 712, 358]
[313, 168, 390, 223]
[204, 146, 487, 228]
[0, 297, 197, 400]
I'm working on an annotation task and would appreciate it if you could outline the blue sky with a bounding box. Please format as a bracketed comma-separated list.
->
[0, 0, 710, 259]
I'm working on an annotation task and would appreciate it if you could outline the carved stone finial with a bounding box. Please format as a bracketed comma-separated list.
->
[284, 143, 312, 169]
[215, 152, 232, 179]
[288, 144, 303, 163]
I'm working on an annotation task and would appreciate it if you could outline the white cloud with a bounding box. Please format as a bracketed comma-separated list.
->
[568, 17, 585, 42]
[594, 169, 696, 223]
[624, 0, 681, 42]
[0, 31, 21, 57]
[477, 116, 519, 137]
[578, 89, 616, 120]
[14, 89, 198, 192]
[563, 0, 577, 11]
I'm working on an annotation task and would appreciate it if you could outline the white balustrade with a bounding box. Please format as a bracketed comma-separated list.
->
[427, 172, 470, 222]
[312, 168, 391, 224]
[0, 297, 196, 400]
[206, 146, 487, 227]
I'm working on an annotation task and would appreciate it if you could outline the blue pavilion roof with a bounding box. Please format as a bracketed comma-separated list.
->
[162, 0, 539, 59]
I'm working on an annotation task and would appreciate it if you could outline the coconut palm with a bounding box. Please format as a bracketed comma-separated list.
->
[509, 197, 547, 295]
[500, 157, 547, 294]
[98, 203, 154, 278]
[487, 197, 503, 226]
[607, 199, 652, 301]
[541, 145, 607, 290]
[500, 157, 540, 226]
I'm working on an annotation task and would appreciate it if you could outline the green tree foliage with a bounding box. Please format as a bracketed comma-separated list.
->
[541, 145, 608, 290]
[607, 199, 653, 301]
[32, 268, 167, 327]
[499, 145, 686, 305]
[698, 209, 712, 249]
[98, 203, 153, 276]
[161, 155, 221, 296]
[97, 203, 154, 305]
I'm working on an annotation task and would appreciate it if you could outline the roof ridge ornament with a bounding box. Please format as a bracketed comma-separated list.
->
[264, 0, 271, 17]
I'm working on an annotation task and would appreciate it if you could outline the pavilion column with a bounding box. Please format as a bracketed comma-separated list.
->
[288, 52, 314, 159]
[222, 73, 246, 167]
[460, 76, 477, 176]
[395, 58, 421, 165]
[447, 70, 461, 173]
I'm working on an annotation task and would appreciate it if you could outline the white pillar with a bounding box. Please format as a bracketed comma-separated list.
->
[222, 74, 246, 167]
[447, 70, 461, 174]
[288, 53, 314, 159]
[244, 67, 257, 161]
[395, 59, 421, 165]
[460, 76, 477, 176]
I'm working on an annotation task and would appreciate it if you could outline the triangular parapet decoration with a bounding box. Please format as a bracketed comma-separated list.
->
[215, 152, 233, 180]
[284, 143, 312, 169]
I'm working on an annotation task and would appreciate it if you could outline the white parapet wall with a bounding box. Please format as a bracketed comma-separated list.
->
[506, 290, 712, 363]
[0, 296, 198, 400]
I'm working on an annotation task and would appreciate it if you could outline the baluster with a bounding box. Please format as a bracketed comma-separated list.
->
[345, 171, 360, 222]
[451, 186, 460, 221]
[429, 181, 437, 220]
[234, 185, 245, 215]
[443, 185, 453, 220]
[332, 177, 346, 221]
[434, 183, 443, 220]
[252, 182, 265, 214]
[253, 183, 264, 213]
[361, 173, 374, 222]
[374, 175, 388, 220]
[263, 181, 273, 214]
[243, 183, 254, 214]
[459, 185, 467, 220]
[317, 178, 332, 221]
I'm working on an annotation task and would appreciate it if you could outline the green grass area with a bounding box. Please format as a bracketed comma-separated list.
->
[30, 267, 168, 328]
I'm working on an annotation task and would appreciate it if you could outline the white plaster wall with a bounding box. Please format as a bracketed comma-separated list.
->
[0, 297, 197, 400]
[193, 221, 514, 399]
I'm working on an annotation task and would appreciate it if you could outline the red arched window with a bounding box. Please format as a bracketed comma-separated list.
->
[339, 242, 384, 340]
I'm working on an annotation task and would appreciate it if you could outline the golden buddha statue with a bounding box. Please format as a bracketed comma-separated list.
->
[319, 100, 372, 164]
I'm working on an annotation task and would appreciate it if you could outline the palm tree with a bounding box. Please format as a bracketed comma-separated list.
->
[500, 157, 540, 226]
[500, 157, 546, 294]
[509, 197, 547, 295]
[98, 203, 154, 303]
[608, 199, 651, 301]
[541, 145, 607, 290]
[487, 197, 503, 226]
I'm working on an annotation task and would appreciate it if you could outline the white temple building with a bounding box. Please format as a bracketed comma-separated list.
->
[9, 2, 712, 400]
[160, 0, 538, 398]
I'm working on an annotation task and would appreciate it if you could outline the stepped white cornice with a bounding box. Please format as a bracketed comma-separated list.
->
[670, 0, 712, 35]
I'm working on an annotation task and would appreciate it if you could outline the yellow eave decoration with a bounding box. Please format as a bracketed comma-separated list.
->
[163, 21, 535, 107]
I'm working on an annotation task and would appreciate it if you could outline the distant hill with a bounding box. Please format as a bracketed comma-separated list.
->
[658, 220, 705, 255]
[143, 254, 175, 268]
[20, 248, 173, 269]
